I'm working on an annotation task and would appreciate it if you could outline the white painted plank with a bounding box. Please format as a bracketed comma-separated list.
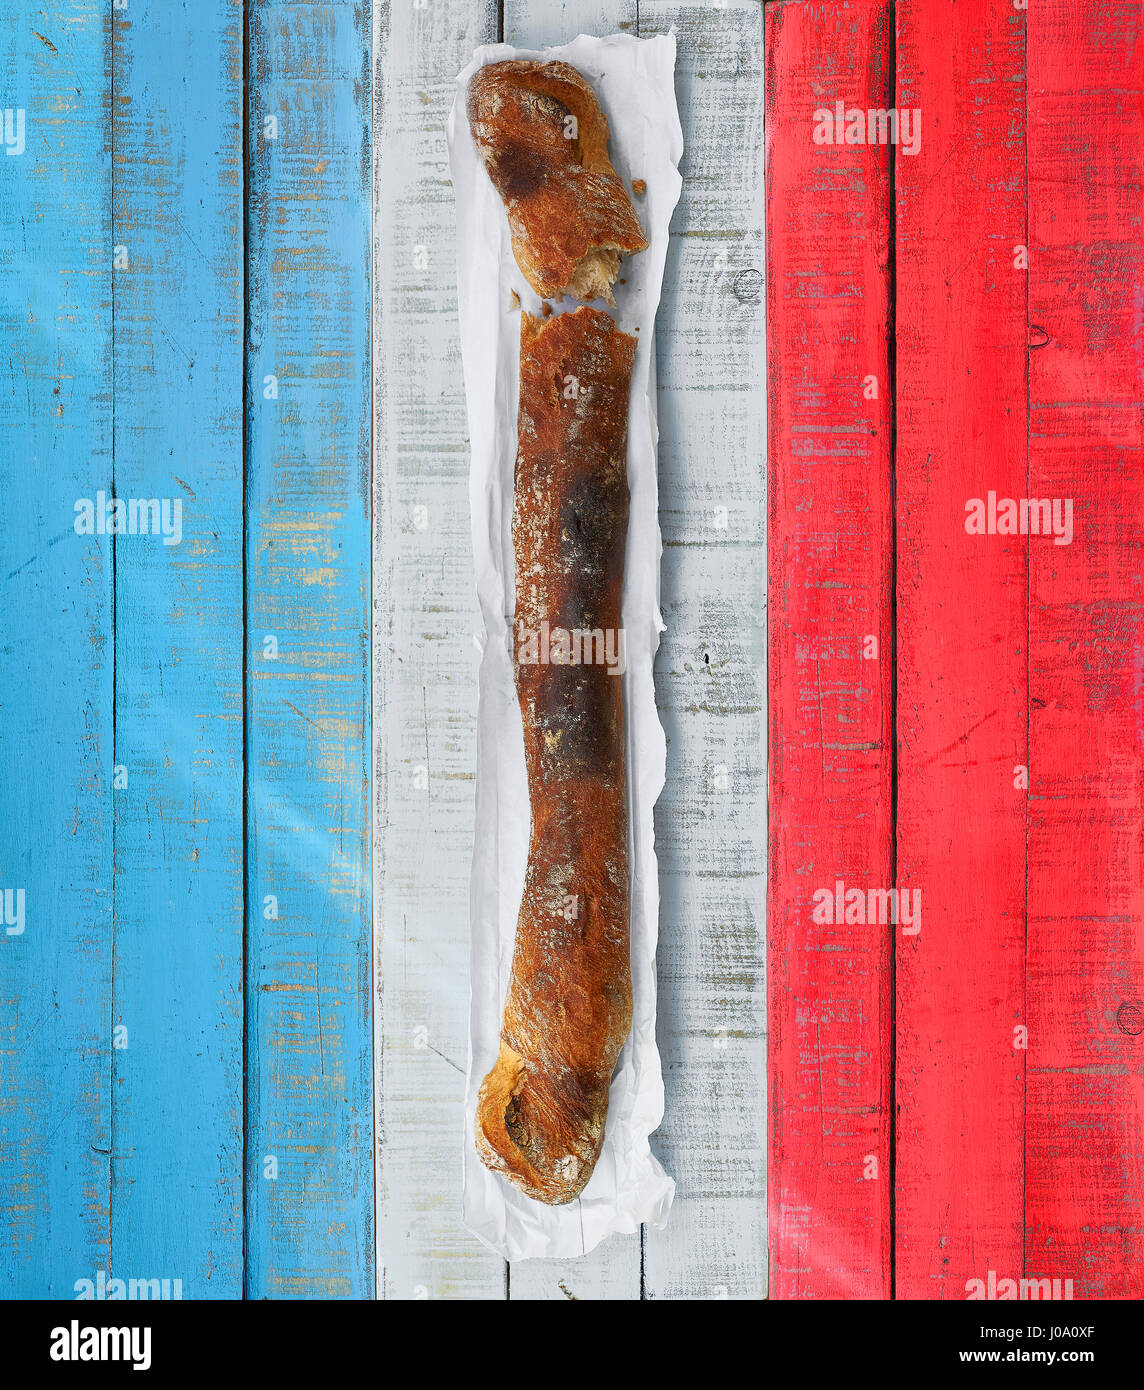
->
[373, 0, 505, 1300]
[503, 0, 637, 46]
[639, 0, 767, 1300]
[511, 1231, 642, 1299]
[500, 0, 644, 1303]
[374, 0, 766, 1300]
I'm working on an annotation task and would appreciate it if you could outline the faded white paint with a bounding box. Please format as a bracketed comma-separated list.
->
[373, 0, 765, 1299]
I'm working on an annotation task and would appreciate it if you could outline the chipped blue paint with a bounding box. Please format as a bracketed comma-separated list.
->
[2, 0, 371, 1298]
[0, 0, 114, 1300]
[244, 0, 374, 1298]
[107, 0, 245, 1298]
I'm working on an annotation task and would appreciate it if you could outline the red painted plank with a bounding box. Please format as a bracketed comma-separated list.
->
[1025, 0, 1144, 1301]
[894, 0, 1028, 1298]
[767, 0, 894, 1300]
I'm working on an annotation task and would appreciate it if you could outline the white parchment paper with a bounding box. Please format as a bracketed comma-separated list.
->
[447, 31, 683, 1261]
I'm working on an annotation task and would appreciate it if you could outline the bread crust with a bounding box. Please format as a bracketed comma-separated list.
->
[475, 306, 637, 1203]
[467, 60, 648, 303]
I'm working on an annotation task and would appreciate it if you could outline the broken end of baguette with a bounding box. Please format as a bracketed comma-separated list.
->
[564, 245, 625, 305]
[513, 236, 632, 306]
[475, 1039, 593, 1206]
[469, 58, 650, 308]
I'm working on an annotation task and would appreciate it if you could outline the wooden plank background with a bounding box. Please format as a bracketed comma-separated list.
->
[767, 0, 1143, 1300]
[372, 0, 504, 1303]
[894, 0, 1029, 1298]
[1025, 0, 1144, 1300]
[2, 0, 1140, 1303]
[245, 0, 374, 1301]
[108, 0, 246, 1298]
[641, 0, 766, 1303]
[1, 0, 114, 1299]
[1, 0, 373, 1301]
[372, 0, 768, 1302]
[766, 0, 893, 1300]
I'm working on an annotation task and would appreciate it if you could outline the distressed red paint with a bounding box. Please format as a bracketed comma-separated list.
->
[893, 0, 1029, 1299]
[767, 0, 894, 1299]
[1025, 0, 1144, 1301]
[769, 0, 1141, 1299]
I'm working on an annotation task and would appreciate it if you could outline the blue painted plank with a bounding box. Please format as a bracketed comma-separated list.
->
[108, 1, 245, 1296]
[244, 0, 373, 1298]
[0, 2, 114, 1299]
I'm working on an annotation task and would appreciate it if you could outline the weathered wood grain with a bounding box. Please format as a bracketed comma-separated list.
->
[1025, 0, 1144, 1300]
[0, 0, 114, 1299]
[390, 0, 766, 1300]
[767, 0, 893, 1299]
[246, 0, 374, 1298]
[894, 0, 1028, 1299]
[503, 0, 636, 44]
[508, 1232, 642, 1300]
[7, 0, 1137, 1306]
[372, 0, 506, 1299]
[640, 0, 766, 1302]
[107, 0, 246, 1299]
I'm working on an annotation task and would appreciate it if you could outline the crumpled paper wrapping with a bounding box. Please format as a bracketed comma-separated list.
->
[447, 30, 683, 1261]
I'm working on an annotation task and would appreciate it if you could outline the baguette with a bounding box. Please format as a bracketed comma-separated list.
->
[475, 306, 637, 1204]
[466, 60, 648, 304]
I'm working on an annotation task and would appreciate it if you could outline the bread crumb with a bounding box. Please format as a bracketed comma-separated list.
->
[509, 289, 520, 310]
[632, 178, 647, 196]
[541, 301, 553, 317]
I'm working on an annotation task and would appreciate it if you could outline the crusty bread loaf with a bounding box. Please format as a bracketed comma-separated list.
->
[475, 306, 637, 1203]
[466, 60, 648, 304]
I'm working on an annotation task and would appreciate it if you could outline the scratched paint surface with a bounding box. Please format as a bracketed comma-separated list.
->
[640, 0, 766, 1303]
[3, 0, 1139, 1304]
[2, 0, 372, 1299]
[894, 0, 1029, 1299]
[1025, 0, 1144, 1300]
[768, 0, 1142, 1300]
[0, 2, 114, 1299]
[767, 0, 894, 1300]
[373, 0, 767, 1299]
[245, 0, 374, 1299]
[372, 0, 506, 1302]
[109, 0, 246, 1299]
